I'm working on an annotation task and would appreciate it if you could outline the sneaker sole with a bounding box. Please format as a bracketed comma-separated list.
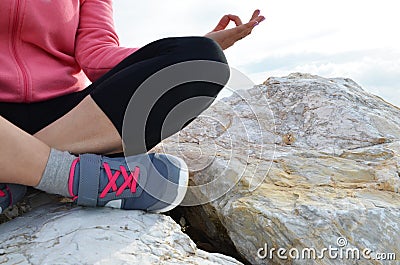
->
[152, 154, 189, 213]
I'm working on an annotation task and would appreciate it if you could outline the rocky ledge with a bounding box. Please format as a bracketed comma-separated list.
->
[1, 73, 399, 265]
[0, 193, 241, 264]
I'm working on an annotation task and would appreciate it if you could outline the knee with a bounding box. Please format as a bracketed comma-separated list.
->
[182, 36, 230, 87]
[196, 37, 227, 64]
[183, 36, 228, 65]
[154, 36, 230, 89]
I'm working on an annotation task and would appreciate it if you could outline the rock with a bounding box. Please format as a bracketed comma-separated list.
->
[0, 195, 242, 265]
[155, 73, 400, 264]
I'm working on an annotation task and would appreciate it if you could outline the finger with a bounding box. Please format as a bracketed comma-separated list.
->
[250, 15, 266, 27]
[249, 9, 261, 22]
[227, 14, 243, 26]
[213, 14, 244, 32]
[239, 18, 264, 36]
[213, 15, 231, 31]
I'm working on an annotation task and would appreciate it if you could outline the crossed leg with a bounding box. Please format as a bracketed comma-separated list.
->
[0, 115, 49, 186]
[34, 96, 122, 155]
[0, 36, 229, 188]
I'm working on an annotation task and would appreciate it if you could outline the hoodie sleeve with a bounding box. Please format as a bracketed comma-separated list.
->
[74, 0, 139, 81]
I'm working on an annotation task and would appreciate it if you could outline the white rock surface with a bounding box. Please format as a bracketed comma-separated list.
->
[155, 73, 400, 264]
[0, 198, 242, 265]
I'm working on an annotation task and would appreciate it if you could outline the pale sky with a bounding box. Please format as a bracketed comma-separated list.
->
[112, 0, 400, 107]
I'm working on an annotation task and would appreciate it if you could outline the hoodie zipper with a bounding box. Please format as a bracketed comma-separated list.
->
[11, 0, 29, 102]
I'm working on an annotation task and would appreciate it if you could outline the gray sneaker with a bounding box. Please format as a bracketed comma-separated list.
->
[68, 153, 189, 213]
[0, 184, 27, 214]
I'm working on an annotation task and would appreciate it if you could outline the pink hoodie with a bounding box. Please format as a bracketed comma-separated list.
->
[0, 0, 138, 103]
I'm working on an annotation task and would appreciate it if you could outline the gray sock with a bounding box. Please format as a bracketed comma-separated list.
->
[35, 148, 77, 197]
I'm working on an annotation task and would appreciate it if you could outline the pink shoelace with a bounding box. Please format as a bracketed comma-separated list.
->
[68, 158, 140, 200]
[100, 162, 140, 198]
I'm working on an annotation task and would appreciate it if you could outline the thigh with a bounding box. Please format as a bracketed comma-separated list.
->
[0, 89, 90, 135]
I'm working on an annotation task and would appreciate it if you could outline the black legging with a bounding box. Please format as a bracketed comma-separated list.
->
[0, 37, 229, 154]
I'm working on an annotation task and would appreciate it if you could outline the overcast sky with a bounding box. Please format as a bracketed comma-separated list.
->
[112, 0, 400, 107]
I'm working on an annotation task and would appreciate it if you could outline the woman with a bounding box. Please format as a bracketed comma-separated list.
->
[0, 1, 265, 213]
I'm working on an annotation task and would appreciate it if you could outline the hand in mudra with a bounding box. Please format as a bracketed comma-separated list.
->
[205, 9, 265, 50]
